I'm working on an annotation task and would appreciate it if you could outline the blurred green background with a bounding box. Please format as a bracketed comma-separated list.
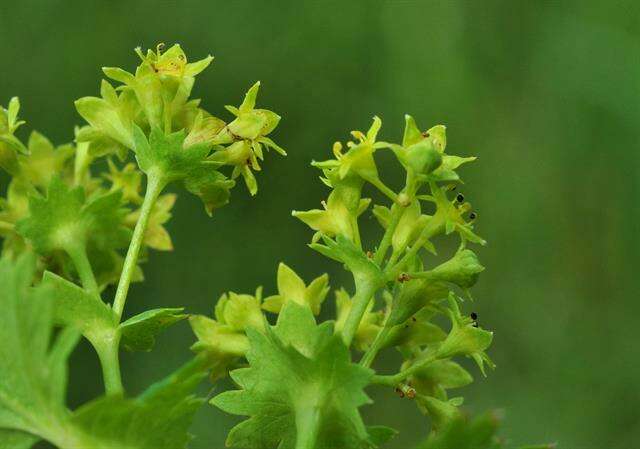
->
[1, 0, 638, 448]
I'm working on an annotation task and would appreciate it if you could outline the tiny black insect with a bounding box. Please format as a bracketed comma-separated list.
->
[469, 212, 477, 220]
[470, 312, 478, 320]
[456, 193, 465, 203]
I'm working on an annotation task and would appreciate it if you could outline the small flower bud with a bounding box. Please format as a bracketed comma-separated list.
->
[426, 249, 484, 289]
[216, 291, 265, 333]
[385, 279, 450, 328]
[189, 315, 250, 358]
[405, 140, 442, 175]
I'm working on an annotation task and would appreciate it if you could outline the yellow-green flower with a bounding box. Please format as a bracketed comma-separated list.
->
[262, 262, 329, 315]
[437, 294, 495, 375]
[209, 82, 286, 195]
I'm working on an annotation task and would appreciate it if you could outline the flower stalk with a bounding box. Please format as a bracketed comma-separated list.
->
[113, 169, 166, 320]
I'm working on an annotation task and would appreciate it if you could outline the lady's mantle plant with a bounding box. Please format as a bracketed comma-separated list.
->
[0, 44, 552, 449]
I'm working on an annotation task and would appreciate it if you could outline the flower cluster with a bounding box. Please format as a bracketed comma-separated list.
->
[0, 43, 552, 449]
[194, 115, 502, 445]
[0, 44, 284, 292]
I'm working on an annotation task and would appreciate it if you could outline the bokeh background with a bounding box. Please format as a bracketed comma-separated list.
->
[1, 1, 638, 448]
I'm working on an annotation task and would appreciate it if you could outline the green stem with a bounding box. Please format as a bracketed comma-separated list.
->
[94, 334, 124, 395]
[65, 242, 99, 297]
[341, 280, 380, 347]
[369, 177, 398, 203]
[73, 142, 92, 187]
[386, 249, 401, 268]
[350, 215, 362, 249]
[65, 240, 124, 395]
[404, 271, 436, 280]
[371, 353, 437, 386]
[374, 204, 402, 265]
[360, 326, 390, 368]
[371, 374, 401, 387]
[112, 170, 165, 321]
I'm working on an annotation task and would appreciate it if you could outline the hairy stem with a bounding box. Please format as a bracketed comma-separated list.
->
[341, 280, 380, 347]
[65, 242, 99, 297]
[113, 170, 165, 321]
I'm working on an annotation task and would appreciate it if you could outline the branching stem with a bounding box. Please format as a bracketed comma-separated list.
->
[94, 335, 123, 395]
[65, 242, 99, 298]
